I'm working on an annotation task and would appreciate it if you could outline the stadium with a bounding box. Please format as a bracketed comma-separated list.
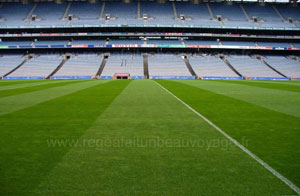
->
[0, 0, 300, 195]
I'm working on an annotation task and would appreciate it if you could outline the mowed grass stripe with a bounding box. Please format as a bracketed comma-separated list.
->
[0, 80, 131, 196]
[0, 80, 44, 86]
[0, 80, 83, 98]
[0, 79, 76, 91]
[158, 80, 300, 188]
[178, 80, 300, 118]
[0, 80, 108, 116]
[215, 80, 300, 93]
[249, 80, 300, 86]
[34, 80, 294, 196]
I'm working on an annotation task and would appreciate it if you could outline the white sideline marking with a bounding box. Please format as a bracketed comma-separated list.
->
[155, 81, 300, 195]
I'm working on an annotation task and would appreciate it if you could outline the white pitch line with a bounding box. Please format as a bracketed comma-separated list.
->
[155, 81, 300, 195]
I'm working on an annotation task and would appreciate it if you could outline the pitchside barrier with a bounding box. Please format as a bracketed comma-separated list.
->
[151, 76, 196, 80]
[3, 76, 44, 80]
[247, 77, 291, 80]
[201, 76, 244, 80]
[50, 76, 93, 80]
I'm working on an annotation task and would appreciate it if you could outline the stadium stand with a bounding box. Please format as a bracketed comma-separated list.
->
[102, 54, 144, 77]
[0, 55, 25, 77]
[189, 55, 238, 77]
[0, 3, 32, 26]
[0, 1, 299, 28]
[0, 0, 299, 80]
[227, 55, 284, 78]
[148, 54, 191, 77]
[103, 1, 143, 25]
[34, 40, 68, 45]
[54, 54, 102, 77]
[9, 54, 62, 77]
[263, 56, 300, 78]
[257, 42, 292, 47]
[32, 2, 67, 26]
[175, 2, 220, 26]
[222, 41, 256, 46]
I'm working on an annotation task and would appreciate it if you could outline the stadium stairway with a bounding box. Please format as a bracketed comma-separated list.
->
[206, 3, 215, 20]
[143, 54, 149, 79]
[183, 56, 197, 79]
[62, 2, 72, 20]
[137, 1, 141, 19]
[98, 1, 105, 19]
[273, 5, 286, 22]
[3, 55, 33, 77]
[172, 2, 178, 19]
[46, 55, 69, 79]
[96, 54, 108, 78]
[220, 55, 243, 78]
[25, 3, 37, 21]
[240, 4, 251, 21]
[257, 55, 288, 78]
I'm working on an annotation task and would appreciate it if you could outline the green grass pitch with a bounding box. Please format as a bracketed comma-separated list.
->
[0, 79, 299, 195]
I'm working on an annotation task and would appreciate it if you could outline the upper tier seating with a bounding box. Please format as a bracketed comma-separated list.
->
[32, 2, 66, 26]
[257, 42, 292, 47]
[276, 4, 300, 21]
[243, 3, 294, 27]
[0, 2, 299, 28]
[0, 41, 32, 46]
[0, 3, 32, 26]
[141, 2, 181, 25]
[175, 2, 220, 26]
[104, 1, 143, 25]
[210, 3, 256, 27]
[68, 2, 104, 25]
[189, 55, 238, 77]
[222, 41, 256, 46]
[148, 54, 191, 77]
[34, 40, 68, 45]
[102, 54, 143, 76]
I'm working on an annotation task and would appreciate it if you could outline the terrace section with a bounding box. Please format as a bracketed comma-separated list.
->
[263, 56, 300, 78]
[148, 54, 191, 77]
[227, 55, 284, 78]
[53, 54, 103, 77]
[8, 54, 62, 77]
[101, 54, 144, 77]
[0, 55, 25, 77]
[189, 55, 239, 78]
